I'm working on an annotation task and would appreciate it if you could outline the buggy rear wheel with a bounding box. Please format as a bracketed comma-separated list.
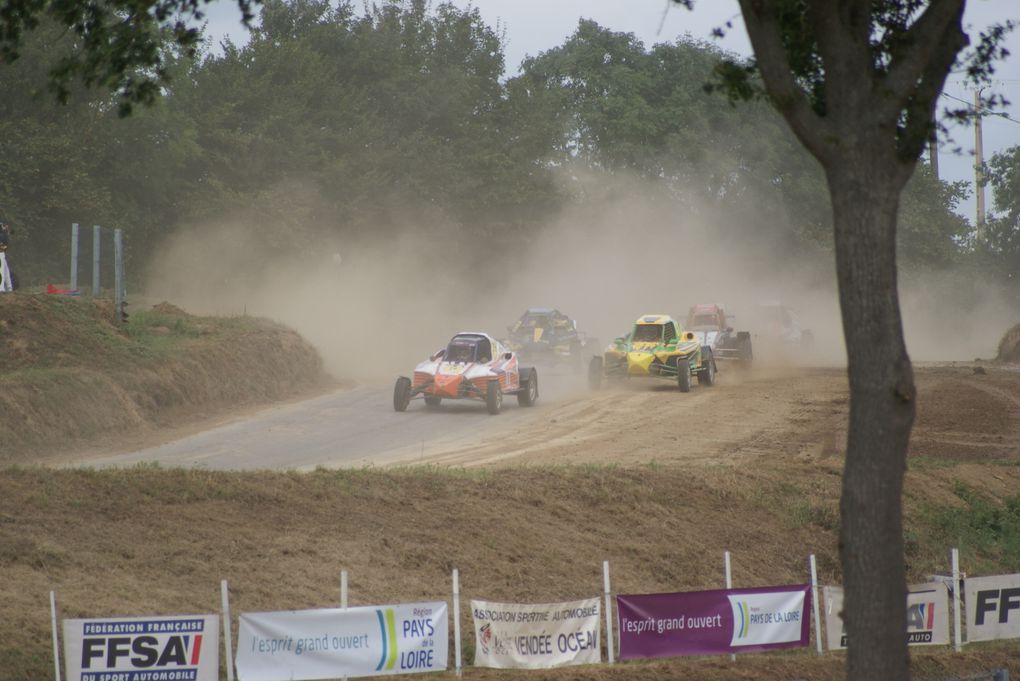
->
[486, 380, 503, 415]
[393, 377, 412, 412]
[424, 395, 442, 407]
[517, 368, 538, 406]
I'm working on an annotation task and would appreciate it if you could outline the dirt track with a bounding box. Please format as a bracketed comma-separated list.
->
[68, 361, 1020, 472]
[413, 361, 1020, 470]
[400, 364, 847, 467]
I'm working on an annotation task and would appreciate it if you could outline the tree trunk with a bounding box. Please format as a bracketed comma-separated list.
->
[828, 158, 916, 681]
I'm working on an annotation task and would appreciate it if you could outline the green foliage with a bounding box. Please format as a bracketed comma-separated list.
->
[0, 0, 258, 115]
[985, 144, 1020, 278]
[898, 164, 971, 268]
[0, 3, 990, 288]
[700, 2, 1013, 164]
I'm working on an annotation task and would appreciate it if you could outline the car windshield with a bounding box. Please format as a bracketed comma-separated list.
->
[445, 341, 477, 363]
[688, 314, 718, 330]
[445, 336, 492, 363]
[523, 315, 551, 329]
[632, 324, 663, 343]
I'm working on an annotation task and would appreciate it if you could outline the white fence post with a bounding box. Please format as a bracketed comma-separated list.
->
[810, 554, 823, 655]
[603, 560, 615, 664]
[50, 591, 62, 681]
[725, 551, 735, 662]
[452, 568, 462, 677]
[221, 580, 235, 681]
[341, 570, 349, 681]
[952, 548, 962, 652]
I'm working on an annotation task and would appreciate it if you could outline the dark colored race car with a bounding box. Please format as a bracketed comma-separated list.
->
[504, 308, 597, 371]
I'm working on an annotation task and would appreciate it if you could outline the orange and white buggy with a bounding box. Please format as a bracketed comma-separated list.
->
[393, 332, 538, 415]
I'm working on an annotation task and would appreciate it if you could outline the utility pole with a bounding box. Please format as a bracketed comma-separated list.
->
[928, 118, 939, 180]
[975, 88, 986, 243]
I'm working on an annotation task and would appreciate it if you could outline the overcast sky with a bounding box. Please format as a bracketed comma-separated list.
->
[202, 0, 1020, 224]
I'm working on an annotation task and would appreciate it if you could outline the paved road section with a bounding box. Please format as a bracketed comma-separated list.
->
[71, 370, 586, 470]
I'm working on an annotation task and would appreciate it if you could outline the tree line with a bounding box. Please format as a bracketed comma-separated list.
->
[0, 0, 1007, 291]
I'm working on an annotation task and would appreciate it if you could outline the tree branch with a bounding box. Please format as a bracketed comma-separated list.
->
[897, 12, 968, 165]
[737, 0, 832, 163]
[879, 0, 966, 120]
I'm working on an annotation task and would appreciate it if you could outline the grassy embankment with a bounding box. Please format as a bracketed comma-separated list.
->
[0, 294, 327, 462]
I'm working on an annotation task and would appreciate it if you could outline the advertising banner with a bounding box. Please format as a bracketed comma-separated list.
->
[616, 584, 810, 659]
[63, 614, 219, 681]
[235, 601, 447, 681]
[964, 574, 1020, 642]
[823, 583, 949, 650]
[471, 598, 600, 669]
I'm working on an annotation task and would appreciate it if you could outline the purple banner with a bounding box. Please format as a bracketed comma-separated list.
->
[616, 584, 811, 659]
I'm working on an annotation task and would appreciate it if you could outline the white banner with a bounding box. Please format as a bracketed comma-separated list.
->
[964, 573, 1020, 642]
[471, 598, 600, 669]
[823, 583, 950, 650]
[726, 589, 807, 647]
[236, 601, 447, 681]
[63, 614, 219, 681]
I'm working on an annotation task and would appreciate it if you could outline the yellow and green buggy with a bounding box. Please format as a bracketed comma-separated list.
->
[588, 314, 716, 392]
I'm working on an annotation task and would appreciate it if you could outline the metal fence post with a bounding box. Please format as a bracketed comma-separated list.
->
[91, 225, 101, 295]
[341, 570, 349, 681]
[113, 229, 124, 323]
[50, 591, 62, 681]
[70, 223, 79, 291]
[221, 580, 235, 681]
[603, 560, 615, 664]
[452, 568, 462, 677]
[810, 554, 823, 655]
[725, 551, 735, 662]
[952, 547, 962, 652]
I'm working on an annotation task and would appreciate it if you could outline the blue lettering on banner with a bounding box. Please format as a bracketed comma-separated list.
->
[556, 631, 596, 653]
[399, 649, 435, 669]
[80, 671, 198, 681]
[402, 619, 435, 638]
[82, 621, 205, 636]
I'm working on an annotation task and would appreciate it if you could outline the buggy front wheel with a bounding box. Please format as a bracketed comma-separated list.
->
[393, 377, 412, 412]
[677, 360, 691, 393]
[517, 368, 538, 406]
[486, 381, 503, 415]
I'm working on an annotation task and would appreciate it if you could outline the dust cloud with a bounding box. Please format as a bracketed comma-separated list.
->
[143, 172, 1014, 382]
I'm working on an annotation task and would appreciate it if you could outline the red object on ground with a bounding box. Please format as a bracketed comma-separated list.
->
[46, 284, 80, 296]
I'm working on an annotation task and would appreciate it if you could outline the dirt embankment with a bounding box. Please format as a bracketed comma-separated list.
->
[0, 295, 330, 462]
[998, 323, 1020, 362]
